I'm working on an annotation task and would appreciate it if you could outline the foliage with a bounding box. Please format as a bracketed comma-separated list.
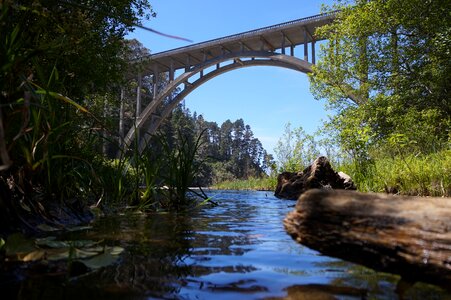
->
[212, 176, 276, 191]
[156, 129, 207, 209]
[310, 0, 450, 160]
[270, 119, 450, 197]
[4, 232, 124, 271]
[274, 123, 321, 172]
[1, 1, 154, 99]
[156, 105, 274, 186]
[0, 0, 154, 232]
[306, 0, 450, 192]
[93, 157, 136, 207]
[339, 150, 450, 197]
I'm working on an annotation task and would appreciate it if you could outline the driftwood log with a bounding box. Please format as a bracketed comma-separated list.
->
[274, 156, 355, 200]
[284, 189, 451, 290]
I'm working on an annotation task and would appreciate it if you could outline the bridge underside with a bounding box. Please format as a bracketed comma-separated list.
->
[121, 12, 336, 153]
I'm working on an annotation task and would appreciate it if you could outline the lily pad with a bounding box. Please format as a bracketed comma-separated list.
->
[35, 238, 101, 249]
[21, 249, 47, 262]
[36, 224, 60, 232]
[5, 232, 124, 266]
[70, 240, 102, 248]
[79, 246, 124, 269]
[108, 246, 124, 256]
[35, 237, 69, 249]
[74, 247, 102, 259]
[67, 225, 93, 232]
[79, 253, 118, 269]
[5, 233, 35, 257]
[46, 248, 71, 261]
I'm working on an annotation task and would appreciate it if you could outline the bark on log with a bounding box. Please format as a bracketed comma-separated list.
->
[284, 189, 451, 290]
[274, 156, 356, 200]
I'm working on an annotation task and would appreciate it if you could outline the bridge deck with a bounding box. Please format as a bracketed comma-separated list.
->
[138, 12, 336, 74]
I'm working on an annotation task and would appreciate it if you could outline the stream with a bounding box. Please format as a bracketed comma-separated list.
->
[4, 190, 450, 299]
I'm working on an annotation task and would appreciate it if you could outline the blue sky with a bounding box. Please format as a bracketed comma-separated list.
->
[127, 1, 336, 156]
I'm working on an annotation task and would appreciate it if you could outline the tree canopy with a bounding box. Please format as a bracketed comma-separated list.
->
[160, 106, 274, 186]
[1, 0, 154, 100]
[310, 0, 450, 157]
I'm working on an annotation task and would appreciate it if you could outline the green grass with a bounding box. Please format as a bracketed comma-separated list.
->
[340, 149, 451, 196]
[212, 150, 450, 197]
[212, 176, 276, 191]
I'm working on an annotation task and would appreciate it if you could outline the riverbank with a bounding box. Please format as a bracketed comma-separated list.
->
[213, 150, 451, 197]
[212, 176, 276, 191]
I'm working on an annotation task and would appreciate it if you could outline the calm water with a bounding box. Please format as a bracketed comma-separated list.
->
[9, 190, 451, 299]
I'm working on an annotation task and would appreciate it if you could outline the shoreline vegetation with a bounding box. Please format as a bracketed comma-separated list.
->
[212, 177, 276, 191]
[213, 149, 450, 197]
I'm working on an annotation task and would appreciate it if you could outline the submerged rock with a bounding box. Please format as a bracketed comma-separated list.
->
[274, 156, 356, 200]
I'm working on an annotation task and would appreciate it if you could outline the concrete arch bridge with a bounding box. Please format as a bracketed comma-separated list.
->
[122, 12, 336, 153]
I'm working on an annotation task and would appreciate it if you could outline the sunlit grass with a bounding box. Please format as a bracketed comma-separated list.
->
[340, 149, 450, 196]
[213, 176, 276, 191]
[213, 150, 450, 197]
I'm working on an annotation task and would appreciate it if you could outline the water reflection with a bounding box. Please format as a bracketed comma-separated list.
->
[5, 190, 451, 299]
[266, 283, 367, 300]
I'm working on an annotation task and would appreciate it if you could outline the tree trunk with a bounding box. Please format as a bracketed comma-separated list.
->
[284, 189, 451, 290]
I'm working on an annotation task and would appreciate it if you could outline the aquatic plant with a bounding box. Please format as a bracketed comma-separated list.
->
[135, 128, 209, 211]
[0, 0, 154, 232]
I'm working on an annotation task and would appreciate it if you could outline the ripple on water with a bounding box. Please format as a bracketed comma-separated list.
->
[8, 190, 451, 300]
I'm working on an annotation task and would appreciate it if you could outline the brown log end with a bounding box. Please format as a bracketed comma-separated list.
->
[284, 189, 451, 291]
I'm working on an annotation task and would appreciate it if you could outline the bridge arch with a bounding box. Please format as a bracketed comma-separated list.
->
[120, 12, 337, 153]
[123, 51, 313, 152]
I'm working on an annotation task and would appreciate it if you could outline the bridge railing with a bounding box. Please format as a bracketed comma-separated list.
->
[130, 11, 337, 63]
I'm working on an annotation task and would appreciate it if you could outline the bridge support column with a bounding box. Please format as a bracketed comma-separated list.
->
[169, 60, 174, 82]
[152, 66, 159, 100]
[311, 39, 316, 65]
[119, 87, 125, 146]
[168, 61, 174, 102]
[102, 97, 108, 155]
[303, 27, 308, 61]
[135, 72, 142, 144]
[184, 55, 191, 89]
[281, 33, 286, 54]
[200, 52, 208, 77]
[136, 73, 142, 116]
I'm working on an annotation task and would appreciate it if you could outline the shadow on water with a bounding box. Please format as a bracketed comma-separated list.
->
[3, 190, 451, 299]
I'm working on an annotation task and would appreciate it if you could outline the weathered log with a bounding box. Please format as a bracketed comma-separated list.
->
[284, 189, 451, 290]
[274, 156, 355, 200]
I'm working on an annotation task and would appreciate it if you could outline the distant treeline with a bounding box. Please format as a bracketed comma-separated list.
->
[158, 105, 275, 186]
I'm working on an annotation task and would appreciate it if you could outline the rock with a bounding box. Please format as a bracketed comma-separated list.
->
[274, 156, 356, 199]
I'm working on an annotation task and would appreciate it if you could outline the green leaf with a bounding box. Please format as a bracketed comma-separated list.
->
[46, 248, 71, 261]
[79, 246, 124, 269]
[79, 253, 117, 269]
[37, 224, 60, 232]
[108, 246, 124, 256]
[35, 236, 69, 248]
[5, 233, 36, 257]
[0, 238, 5, 251]
[73, 247, 102, 259]
[21, 250, 47, 262]
[29, 81, 89, 113]
[70, 240, 101, 248]
[66, 225, 93, 232]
